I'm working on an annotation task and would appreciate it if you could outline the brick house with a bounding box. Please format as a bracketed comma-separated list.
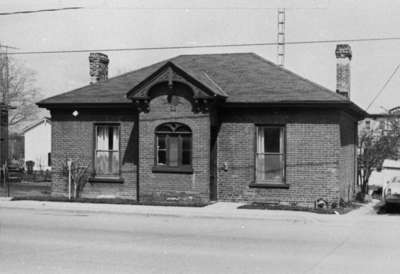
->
[38, 48, 366, 206]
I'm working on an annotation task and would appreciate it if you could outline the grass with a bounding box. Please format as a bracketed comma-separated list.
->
[238, 202, 361, 215]
[0, 182, 51, 198]
[11, 195, 138, 204]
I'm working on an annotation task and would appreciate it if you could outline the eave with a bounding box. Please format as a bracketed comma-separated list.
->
[36, 102, 134, 110]
[221, 101, 368, 119]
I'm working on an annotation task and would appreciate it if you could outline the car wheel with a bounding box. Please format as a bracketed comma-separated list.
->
[386, 202, 393, 212]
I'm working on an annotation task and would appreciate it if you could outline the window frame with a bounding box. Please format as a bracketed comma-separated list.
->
[153, 122, 193, 173]
[252, 124, 287, 187]
[93, 123, 121, 179]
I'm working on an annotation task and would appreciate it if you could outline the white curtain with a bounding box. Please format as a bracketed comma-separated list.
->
[279, 127, 284, 155]
[112, 127, 119, 150]
[97, 126, 109, 150]
[96, 126, 119, 176]
[256, 127, 265, 181]
[111, 127, 119, 174]
[256, 127, 265, 154]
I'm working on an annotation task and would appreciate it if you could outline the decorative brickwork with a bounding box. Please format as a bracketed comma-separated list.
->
[138, 93, 211, 205]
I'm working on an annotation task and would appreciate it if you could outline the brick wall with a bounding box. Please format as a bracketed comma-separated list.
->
[51, 109, 138, 200]
[216, 108, 343, 207]
[50, 104, 358, 206]
[339, 112, 357, 202]
[138, 95, 210, 205]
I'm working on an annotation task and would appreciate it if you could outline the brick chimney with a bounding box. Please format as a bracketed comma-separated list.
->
[335, 44, 352, 99]
[89, 53, 109, 84]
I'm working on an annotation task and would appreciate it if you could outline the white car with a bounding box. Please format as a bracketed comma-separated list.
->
[383, 177, 400, 205]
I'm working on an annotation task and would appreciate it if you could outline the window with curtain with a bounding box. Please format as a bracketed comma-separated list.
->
[155, 123, 192, 169]
[256, 126, 285, 183]
[95, 125, 120, 177]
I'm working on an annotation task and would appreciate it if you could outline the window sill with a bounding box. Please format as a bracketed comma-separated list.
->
[249, 183, 289, 189]
[88, 177, 124, 184]
[152, 166, 193, 174]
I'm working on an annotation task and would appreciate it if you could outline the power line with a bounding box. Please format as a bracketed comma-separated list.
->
[366, 64, 400, 111]
[85, 6, 327, 11]
[0, 6, 327, 15]
[7, 36, 400, 56]
[0, 7, 83, 16]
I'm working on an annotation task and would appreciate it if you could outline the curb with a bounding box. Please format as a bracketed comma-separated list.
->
[0, 200, 324, 223]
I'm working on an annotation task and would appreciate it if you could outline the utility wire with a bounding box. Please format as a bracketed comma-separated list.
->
[0, 5, 327, 15]
[84, 6, 327, 10]
[366, 64, 400, 111]
[7, 37, 400, 56]
[0, 7, 82, 16]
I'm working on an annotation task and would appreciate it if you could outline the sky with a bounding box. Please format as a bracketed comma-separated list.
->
[1, 0, 400, 114]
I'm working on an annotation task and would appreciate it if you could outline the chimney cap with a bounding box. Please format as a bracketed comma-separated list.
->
[89, 52, 109, 64]
[335, 44, 352, 60]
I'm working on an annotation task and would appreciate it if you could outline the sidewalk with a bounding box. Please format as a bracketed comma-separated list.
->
[0, 199, 367, 223]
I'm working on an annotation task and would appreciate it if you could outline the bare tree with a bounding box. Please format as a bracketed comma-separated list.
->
[62, 159, 90, 199]
[0, 57, 43, 131]
[358, 117, 400, 194]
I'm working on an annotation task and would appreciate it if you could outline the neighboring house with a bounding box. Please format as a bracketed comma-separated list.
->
[23, 118, 51, 170]
[359, 115, 389, 135]
[359, 106, 400, 135]
[38, 47, 366, 206]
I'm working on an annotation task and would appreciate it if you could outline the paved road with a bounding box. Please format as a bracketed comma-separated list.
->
[0, 203, 399, 274]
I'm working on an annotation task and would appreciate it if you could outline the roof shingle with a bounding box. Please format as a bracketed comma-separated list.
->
[38, 53, 349, 106]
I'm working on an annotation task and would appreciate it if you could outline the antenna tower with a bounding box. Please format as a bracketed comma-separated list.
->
[277, 8, 285, 67]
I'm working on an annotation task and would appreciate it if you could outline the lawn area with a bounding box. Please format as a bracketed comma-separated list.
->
[0, 181, 51, 198]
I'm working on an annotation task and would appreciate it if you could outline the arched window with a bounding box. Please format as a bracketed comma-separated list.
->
[155, 123, 192, 169]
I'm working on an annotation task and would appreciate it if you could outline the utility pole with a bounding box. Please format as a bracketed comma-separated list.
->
[0, 43, 17, 104]
[0, 43, 7, 188]
[2, 45, 8, 105]
[277, 8, 286, 67]
[0, 43, 17, 189]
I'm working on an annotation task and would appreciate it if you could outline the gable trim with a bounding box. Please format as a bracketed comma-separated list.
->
[126, 61, 227, 100]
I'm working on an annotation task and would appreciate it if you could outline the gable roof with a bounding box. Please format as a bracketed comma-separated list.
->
[127, 61, 228, 100]
[23, 117, 51, 134]
[37, 52, 361, 110]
